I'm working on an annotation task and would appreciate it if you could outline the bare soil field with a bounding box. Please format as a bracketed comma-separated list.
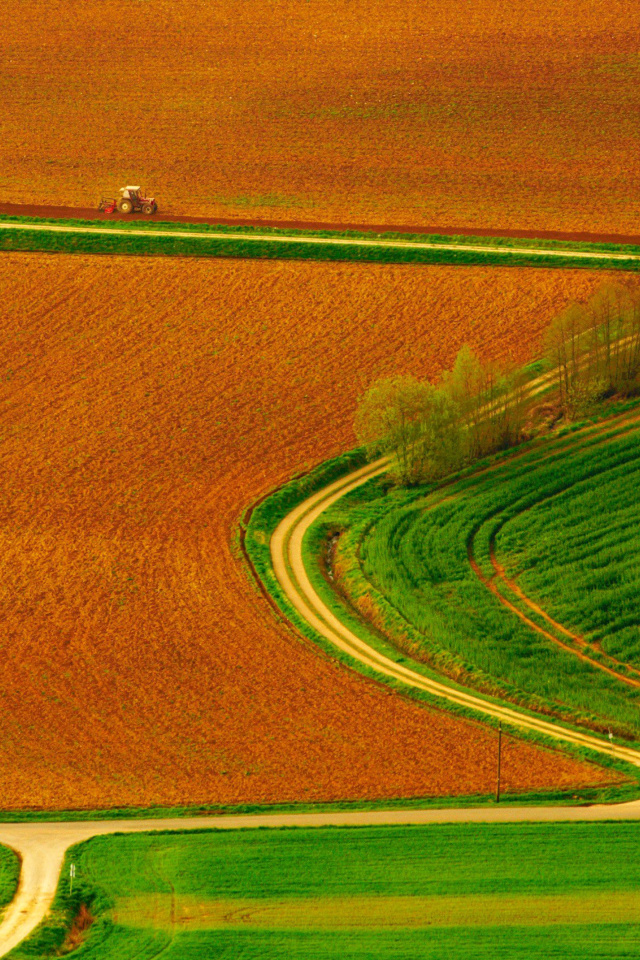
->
[1, 0, 639, 235]
[0, 252, 621, 809]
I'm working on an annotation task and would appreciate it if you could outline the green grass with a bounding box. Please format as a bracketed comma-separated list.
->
[1, 214, 640, 270]
[11, 822, 640, 958]
[332, 413, 640, 739]
[0, 845, 20, 916]
[497, 453, 640, 665]
[3, 212, 640, 253]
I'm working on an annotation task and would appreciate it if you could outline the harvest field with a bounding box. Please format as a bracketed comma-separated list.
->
[325, 412, 640, 738]
[0, 250, 621, 810]
[13, 823, 640, 959]
[2, 0, 640, 236]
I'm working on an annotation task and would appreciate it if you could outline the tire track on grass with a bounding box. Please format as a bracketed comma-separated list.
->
[0, 223, 637, 957]
[468, 424, 640, 688]
[488, 535, 640, 681]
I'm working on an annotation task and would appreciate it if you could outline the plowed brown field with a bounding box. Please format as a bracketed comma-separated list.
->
[2, 0, 639, 235]
[0, 252, 623, 808]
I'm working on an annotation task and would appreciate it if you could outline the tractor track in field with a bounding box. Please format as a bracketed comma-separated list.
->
[467, 417, 640, 689]
[2, 416, 640, 958]
[468, 540, 640, 691]
[488, 539, 640, 682]
[1, 208, 640, 956]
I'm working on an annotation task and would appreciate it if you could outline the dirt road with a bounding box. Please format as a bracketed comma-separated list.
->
[1, 220, 639, 265]
[270, 460, 640, 770]
[1, 799, 640, 957]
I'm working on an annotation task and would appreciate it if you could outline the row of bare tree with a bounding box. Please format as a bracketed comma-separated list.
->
[356, 281, 640, 486]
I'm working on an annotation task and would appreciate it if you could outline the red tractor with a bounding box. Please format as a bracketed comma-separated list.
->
[99, 186, 157, 215]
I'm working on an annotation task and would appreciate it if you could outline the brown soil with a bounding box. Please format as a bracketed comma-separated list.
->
[60, 903, 94, 954]
[0, 251, 622, 809]
[1, 1, 639, 235]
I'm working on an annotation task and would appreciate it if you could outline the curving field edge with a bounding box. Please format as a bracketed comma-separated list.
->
[270, 458, 640, 770]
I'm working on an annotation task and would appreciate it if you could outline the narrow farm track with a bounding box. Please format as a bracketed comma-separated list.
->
[488, 525, 640, 682]
[468, 541, 640, 690]
[3, 797, 640, 959]
[467, 418, 640, 687]
[2, 219, 640, 264]
[3, 421, 639, 956]
[271, 460, 640, 768]
[0, 233, 637, 952]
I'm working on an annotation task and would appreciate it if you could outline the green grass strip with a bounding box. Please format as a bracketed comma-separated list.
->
[1, 215, 640, 269]
[0, 846, 20, 917]
[10, 822, 640, 959]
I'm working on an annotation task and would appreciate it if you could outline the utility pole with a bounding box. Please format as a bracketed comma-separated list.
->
[496, 721, 502, 803]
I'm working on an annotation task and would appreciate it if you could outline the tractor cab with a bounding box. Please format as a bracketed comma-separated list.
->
[98, 185, 158, 215]
[120, 186, 141, 201]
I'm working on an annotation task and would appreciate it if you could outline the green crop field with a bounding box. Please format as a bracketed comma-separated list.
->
[496, 445, 640, 667]
[320, 411, 640, 739]
[11, 822, 640, 959]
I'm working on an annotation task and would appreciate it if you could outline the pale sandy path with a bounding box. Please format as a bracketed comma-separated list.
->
[2, 799, 640, 957]
[1, 220, 640, 262]
[271, 461, 640, 769]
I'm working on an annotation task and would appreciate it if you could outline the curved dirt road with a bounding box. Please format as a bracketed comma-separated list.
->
[270, 460, 640, 770]
[2, 799, 640, 958]
[1, 219, 640, 265]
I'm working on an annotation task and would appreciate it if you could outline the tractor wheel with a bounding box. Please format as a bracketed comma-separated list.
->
[142, 203, 155, 215]
[117, 198, 133, 214]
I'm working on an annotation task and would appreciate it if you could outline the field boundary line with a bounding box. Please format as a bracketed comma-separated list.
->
[0, 403, 639, 957]
[1, 220, 640, 262]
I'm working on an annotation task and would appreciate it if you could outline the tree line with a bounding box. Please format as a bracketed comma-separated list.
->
[544, 283, 640, 416]
[356, 281, 640, 486]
